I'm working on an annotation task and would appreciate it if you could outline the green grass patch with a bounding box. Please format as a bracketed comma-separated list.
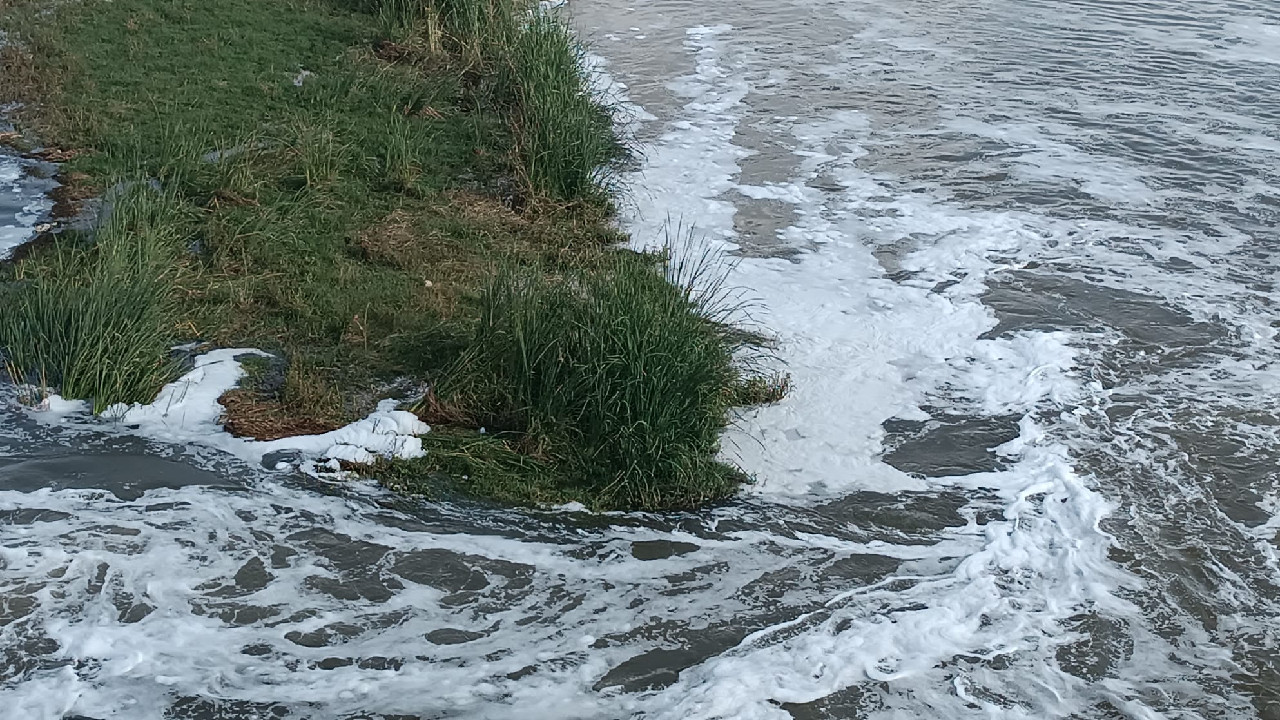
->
[0, 0, 786, 511]
[0, 186, 189, 412]
[376, 426, 567, 506]
[396, 250, 782, 511]
[500, 11, 626, 203]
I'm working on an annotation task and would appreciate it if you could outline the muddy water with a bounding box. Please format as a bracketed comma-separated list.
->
[4, 0, 1280, 718]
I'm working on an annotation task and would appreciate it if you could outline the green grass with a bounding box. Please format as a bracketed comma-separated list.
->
[366, 0, 625, 202]
[0, 0, 786, 511]
[372, 0, 516, 58]
[400, 249, 780, 511]
[0, 186, 188, 412]
[3, 0, 519, 391]
[377, 426, 566, 506]
[500, 11, 625, 202]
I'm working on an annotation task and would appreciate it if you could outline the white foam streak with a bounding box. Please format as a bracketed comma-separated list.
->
[0, 153, 53, 258]
[608, 17, 1143, 719]
[31, 349, 430, 467]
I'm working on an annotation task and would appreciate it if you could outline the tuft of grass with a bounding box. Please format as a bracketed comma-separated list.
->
[0, 186, 188, 412]
[375, 0, 439, 46]
[218, 352, 346, 439]
[731, 373, 792, 406]
[378, 114, 424, 192]
[500, 11, 624, 203]
[293, 120, 346, 190]
[374, 0, 520, 63]
[436, 0, 521, 64]
[421, 249, 761, 510]
[367, 0, 625, 203]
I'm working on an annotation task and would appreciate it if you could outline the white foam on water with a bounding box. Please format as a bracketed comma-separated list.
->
[941, 117, 1165, 207]
[604, 20, 1156, 719]
[3, 345, 982, 718]
[1, 464, 985, 719]
[622, 26, 1083, 500]
[1215, 19, 1280, 64]
[0, 159, 21, 184]
[29, 349, 430, 467]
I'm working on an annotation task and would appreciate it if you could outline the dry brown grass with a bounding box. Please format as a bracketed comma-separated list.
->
[0, 44, 46, 106]
[0, 11, 79, 143]
[373, 38, 430, 66]
[217, 356, 348, 440]
[355, 209, 421, 269]
[47, 171, 95, 216]
[353, 193, 560, 320]
[446, 189, 522, 224]
[218, 389, 342, 440]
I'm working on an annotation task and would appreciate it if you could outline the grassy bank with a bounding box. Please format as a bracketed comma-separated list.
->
[0, 0, 784, 510]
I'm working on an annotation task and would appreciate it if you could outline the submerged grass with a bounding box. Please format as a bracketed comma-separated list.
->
[0, 0, 785, 510]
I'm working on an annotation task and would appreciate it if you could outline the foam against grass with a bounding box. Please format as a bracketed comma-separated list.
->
[425, 250, 761, 510]
[1, 0, 762, 511]
[31, 348, 430, 468]
[591, 20, 1132, 718]
[1, 0, 1277, 716]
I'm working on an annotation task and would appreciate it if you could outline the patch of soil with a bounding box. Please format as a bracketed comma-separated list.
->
[373, 39, 424, 65]
[47, 171, 94, 217]
[31, 146, 78, 162]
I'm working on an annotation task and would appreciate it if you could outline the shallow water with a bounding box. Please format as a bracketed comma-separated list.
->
[0, 148, 55, 258]
[4, 0, 1280, 718]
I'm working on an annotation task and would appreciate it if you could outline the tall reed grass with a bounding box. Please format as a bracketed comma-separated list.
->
[0, 186, 186, 412]
[376, 0, 520, 62]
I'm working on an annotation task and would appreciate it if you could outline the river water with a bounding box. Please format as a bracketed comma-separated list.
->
[3, 0, 1280, 718]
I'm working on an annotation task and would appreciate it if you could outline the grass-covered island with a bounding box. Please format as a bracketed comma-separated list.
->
[0, 0, 786, 510]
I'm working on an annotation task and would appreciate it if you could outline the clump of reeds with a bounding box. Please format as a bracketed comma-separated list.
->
[499, 11, 624, 203]
[370, 0, 625, 204]
[426, 247, 781, 510]
[0, 185, 187, 412]
[376, 0, 521, 63]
